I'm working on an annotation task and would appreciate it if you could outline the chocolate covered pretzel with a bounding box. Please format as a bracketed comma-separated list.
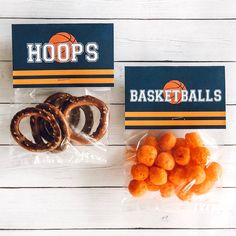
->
[44, 92, 80, 126]
[30, 103, 70, 152]
[10, 107, 62, 152]
[10, 93, 109, 153]
[62, 95, 109, 144]
[44, 92, 94, 134]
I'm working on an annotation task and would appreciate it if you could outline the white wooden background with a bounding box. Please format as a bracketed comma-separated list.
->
[0, 0, 236, 235]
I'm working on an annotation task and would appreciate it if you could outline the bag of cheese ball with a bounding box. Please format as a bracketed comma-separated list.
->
[123, 66, 226, 211]
[9, 23, 114, 166]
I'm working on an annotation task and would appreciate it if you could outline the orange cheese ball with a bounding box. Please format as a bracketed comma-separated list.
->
[155, 152, 175, 170]
[159, 132, 176, 151]
[160, 182, 175, 198]
[205, 162, 222, 182]
[174, 138, 187, 149]
[169, 166, 187, 186]
[131, 164, 149, 181]
[192, 179, 215, 195]
[144, 136, 158, 149]
[137, 145, 157, 167]
[128, 131, 220, 200]
[128, 180, 148, 197]
[186, 165, 206, 185]
[149, 167, 167, 185]
[176, 186, 193, 201]
[191, 147, 210, 165]
[185, 132, 203, 148]
[145, 178, 160, 191]
[173, 146, 190, 166]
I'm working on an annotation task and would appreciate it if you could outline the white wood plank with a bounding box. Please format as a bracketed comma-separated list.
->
[0, 188, 235, 228]
[1, 62, 236, 104]
[1, 229, 235, 236]
[1, 0, 236, 19]
[0, 1, 235, 233]
[0, 104, 234, 145]
[1, 19, 236, 61]
[0, 145, 234, 187]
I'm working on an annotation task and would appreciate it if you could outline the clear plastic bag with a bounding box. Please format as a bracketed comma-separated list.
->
[9, 87, 111, 166]
[123, 65, 226, 211]
[123, 129, 224, 211]
[9, 23, 114, 166]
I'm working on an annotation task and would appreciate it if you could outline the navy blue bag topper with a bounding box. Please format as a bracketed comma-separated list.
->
[125, 66, 226, 129]
[12, 24, 114, 88]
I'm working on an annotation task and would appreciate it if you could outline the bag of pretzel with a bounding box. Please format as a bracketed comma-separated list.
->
[10, 23, 114, 165]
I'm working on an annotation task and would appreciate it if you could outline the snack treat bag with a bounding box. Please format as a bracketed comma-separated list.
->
[9, 23, 114, 165]
[124, 66, 225, 210]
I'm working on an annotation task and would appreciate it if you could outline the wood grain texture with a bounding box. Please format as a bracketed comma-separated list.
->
[1, 19, 236, 61]
[1, 230, 236, 236]
[0, 0, 236, 233]
[0, 0, 236, 19]
[0, 188, 235, 229]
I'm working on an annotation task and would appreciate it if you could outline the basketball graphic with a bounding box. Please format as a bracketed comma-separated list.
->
[48, 32, 78, 62]
[163, 80, 187, 104]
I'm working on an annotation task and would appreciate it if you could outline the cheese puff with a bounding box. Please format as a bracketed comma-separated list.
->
[186, 165, 206, 185]
[191, 147, 210, 166]
[159, 132, 176, 151]
[145, 178, 160, 191]
[176, 184, 194, 201]
[131, 164, 149, 181]
[173, 146, 190, 166]
[185, 132, 203, 148]
[149, 167, 167, 185]
[205, 162, 222, 182]
[155, 152, 175, 170]
[174, 138, 187, 149]
[137, 145, 157, 167]
[169, 166, 187, 186]
[144, 135, 158, 149]
[128, 180, 148, 197]
[160, 182, 175, 198]
[192, 179, 215, 195]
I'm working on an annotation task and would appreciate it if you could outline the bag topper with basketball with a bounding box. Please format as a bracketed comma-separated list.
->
[10, 23, 114, 165]
[124, 66, 226, 210]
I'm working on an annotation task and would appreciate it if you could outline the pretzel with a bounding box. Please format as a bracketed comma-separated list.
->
[44, 92, 80, 126]
[44, 92, 94, 134]
[62, 95, 109, 144]
[10, 107, 62, 152]
[30, 103, 70, 152]
[44, 92, 72, 108]
[69, 105, 94, 134]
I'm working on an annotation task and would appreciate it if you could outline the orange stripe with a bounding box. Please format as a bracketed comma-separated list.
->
[13, 78, 114, 85]
[125, 120, 226, 126]
[125, 111, 226, 118]
[13, 69, 114, 76]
